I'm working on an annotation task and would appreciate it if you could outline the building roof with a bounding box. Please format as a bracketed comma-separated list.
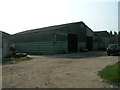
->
[13, 21, 85, 36]
[0, 31, 10, 35]
[0, 31, 10, 38]
[94, 31, 111, 37]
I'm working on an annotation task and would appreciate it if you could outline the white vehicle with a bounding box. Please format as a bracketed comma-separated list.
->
[107, 44, 120, 56]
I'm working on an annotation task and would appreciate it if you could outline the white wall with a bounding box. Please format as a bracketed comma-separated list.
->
[0, 32, 2, 59]
[2, 32, 10, 57]
[2, 38, 10, 57]
[0, 31, 2, 89]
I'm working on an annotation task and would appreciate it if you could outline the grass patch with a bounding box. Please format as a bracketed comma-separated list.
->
[10, 57, 32, 61]
[98, 62, 120, 86]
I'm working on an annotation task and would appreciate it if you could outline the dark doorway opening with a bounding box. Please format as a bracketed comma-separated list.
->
[68, 34, 78, 52]
[86, 36, 93, 51]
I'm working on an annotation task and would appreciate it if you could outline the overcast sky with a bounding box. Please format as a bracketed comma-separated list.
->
[0, 0, 119, 34]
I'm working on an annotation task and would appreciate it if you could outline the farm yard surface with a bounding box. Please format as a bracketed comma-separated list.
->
[2, 51, 118, 88]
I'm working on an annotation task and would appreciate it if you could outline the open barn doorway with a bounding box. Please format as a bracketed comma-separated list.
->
[86, 36, 93, 51]
[68, 34, 78, 52]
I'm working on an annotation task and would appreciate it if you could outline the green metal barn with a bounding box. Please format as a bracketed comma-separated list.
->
[11, 21, 94, 54]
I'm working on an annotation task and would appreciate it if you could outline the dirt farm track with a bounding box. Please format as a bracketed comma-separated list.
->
[2, 51, 118, 88]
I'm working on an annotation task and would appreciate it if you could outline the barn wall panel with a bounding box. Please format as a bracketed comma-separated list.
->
[15, 41, 54, 54]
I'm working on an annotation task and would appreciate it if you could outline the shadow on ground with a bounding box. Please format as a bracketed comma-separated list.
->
[31, 51, 109, 59]
[2, 58, 16, 65]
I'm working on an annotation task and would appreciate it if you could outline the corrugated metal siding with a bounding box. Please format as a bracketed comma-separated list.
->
[54, 41, 68, 53]
[15, 41, 68, 54]
[15, 41, 54, 54]
[52, 33, 68, 53]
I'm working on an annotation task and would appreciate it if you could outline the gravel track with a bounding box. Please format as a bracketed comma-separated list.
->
[2, 52, 118, 88]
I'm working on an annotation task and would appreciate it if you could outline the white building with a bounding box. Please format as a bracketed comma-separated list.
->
[0, 32, 2, 59]
[0, 31, 11, 58]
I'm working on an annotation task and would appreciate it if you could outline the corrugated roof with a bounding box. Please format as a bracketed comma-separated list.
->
[94, 31, 108, 33]
[94, 31, 111, 37]
[0, 31, 10, 35]
[13, 21, 84, 36]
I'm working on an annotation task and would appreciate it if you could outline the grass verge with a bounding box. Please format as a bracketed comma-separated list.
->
[98, 62, 120, 86]
[10, 57, 32, 61]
